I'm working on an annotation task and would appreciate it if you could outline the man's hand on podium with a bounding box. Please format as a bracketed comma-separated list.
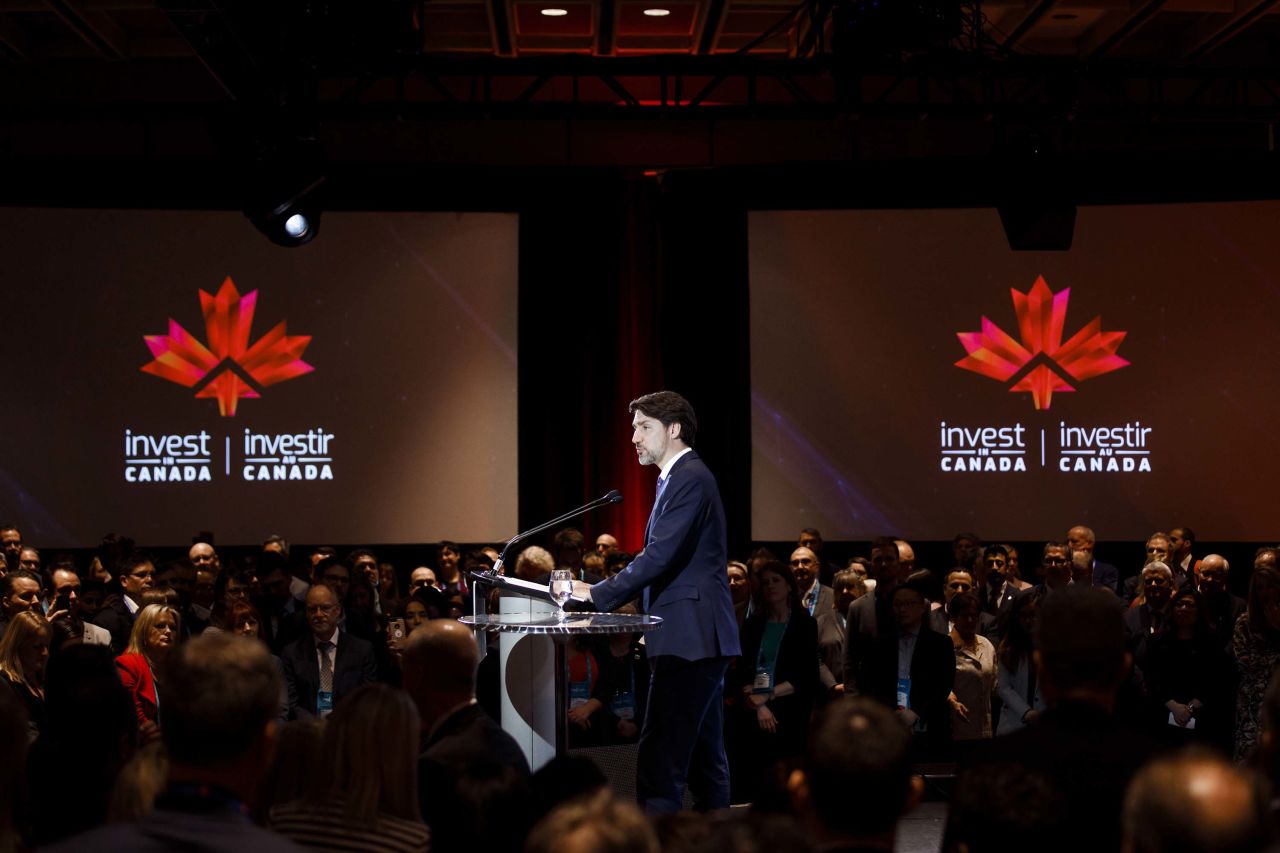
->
[572, 580, 594, 602]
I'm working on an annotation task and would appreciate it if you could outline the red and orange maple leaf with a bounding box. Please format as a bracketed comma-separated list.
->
[141, 277, 314, 417]
[955, 276, 1128, 410]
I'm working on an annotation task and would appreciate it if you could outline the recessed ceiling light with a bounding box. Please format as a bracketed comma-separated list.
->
[644, 7, 671, 15]
[541, 7, 568, 16]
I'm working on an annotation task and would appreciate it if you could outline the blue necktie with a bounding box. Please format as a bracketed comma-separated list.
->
[645, 475, 668, 544]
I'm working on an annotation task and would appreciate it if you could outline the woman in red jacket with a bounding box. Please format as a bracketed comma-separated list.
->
[116, 604, 180, 741]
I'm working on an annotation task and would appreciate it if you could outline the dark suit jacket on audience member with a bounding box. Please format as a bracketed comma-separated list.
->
[280, 632, 378, 720]
[859, 621, 956, 755]
[733, 608, 820, 754]
[1092, 560, 1119, 593]
[92, 595, 138, 654]
[418, 702, 531, 853]
[815, 609, 846, 693]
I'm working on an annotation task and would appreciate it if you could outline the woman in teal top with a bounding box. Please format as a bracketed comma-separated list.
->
[728, 558, 819, 804]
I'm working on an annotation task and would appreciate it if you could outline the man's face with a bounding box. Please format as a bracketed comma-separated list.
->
[1168, 529, 1190, 560]
[352, 555, 378, 586]
[869, 546, 900, 584]
[193, 569, 216, 607]
[305, 587, 341, 637]
[1198, 558, 1229, 596]
[982, 552, 1008, 584]
[632, 412, 674, 467]
[0, 529, 21, 562]
[944, 572, 974, 604]
[409, 567, 437, 594]
[892, 589, 927, 629]
[80, 587, 104, 618]
[121, 562, 156, 599]
[17, 548, 39, 574]
[798, 532, 822, 556]
[834, 580, 858, 614]
[3, 577, 41, 617]
[789, 547, 818, 589]
[1145, 538, 1171, 565]
[320, 565, 350, 601]
[1142, 569, 1174, 608]
[49, 570, 81, 619]
[188, 542, 218, 571]
[262, 569, 291, 607]
[953, 537, 978, 566]
[1066, 527, 1093, 555]
[595, 534, 618, 555]
[1042, 547, 1072, 590]
[896, 541, 916, 572]
[161, 564, 195, 600]
[439, 547, 460, 576]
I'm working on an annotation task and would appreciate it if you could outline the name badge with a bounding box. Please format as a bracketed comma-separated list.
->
[610, 691, 636, 720]
[569, 679, 591, 710]
[753, 668, 773, 694]
[896, 678, 911, 710]
[317, 690, 334, 714]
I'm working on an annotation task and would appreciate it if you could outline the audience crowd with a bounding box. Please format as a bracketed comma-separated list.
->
[0, 521, 1279, 853]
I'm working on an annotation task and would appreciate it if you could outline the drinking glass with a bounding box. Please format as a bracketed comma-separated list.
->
[549, 569, 574, 621]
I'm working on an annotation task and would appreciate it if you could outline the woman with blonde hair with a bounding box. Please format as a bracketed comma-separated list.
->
[115, 603, 180, 740]
[269, 683, 428, 852]
[0, 610, 50, 741]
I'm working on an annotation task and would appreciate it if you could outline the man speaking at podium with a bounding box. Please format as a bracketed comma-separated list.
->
[574, 390, 741, 814]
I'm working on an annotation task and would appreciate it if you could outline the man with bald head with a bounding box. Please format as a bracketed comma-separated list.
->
[790, 546, 832, 617]
[279, 583, 377, 719]
[1196, 554, 1245, 650]
[404, 620, 530, 852]
[1123, 750, 1270, 853]
[1067, 524, 1118, 592]
[595, 533, 619, 555]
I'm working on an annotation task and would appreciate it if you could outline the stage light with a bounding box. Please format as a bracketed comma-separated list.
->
[643, 8, 671, 15]
[283, 213, 311, 239]
[541, 8, 568, 16]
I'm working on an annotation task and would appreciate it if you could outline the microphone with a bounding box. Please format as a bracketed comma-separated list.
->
[480, 490, 624, 580]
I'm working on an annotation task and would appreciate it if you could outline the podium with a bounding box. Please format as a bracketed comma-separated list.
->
[461, 572, 662, 772]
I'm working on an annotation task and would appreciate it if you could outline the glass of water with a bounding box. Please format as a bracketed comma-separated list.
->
[549, 569, 574, 621]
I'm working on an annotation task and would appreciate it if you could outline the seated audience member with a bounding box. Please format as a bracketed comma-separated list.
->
[592, 603, 650, 744]
[995, 589, 1044, 734]
[402, 619, 531, 853]
[789, 546, 831, 618]
[270, 684, 429, 853]
[1234, 566, 1280, 762]
[729, 559, 819, 802]
[116, 603, 181, 740]
[817, 569, 864, 699]
[344, 572, 383, 640]
[789, 697, 922, 851]
[856, 572, 955, 759]
[944, 763, 1067, 853]
[948, 591, 997, 745]
[45, 632, 297, 852]
[386, 587, 451, 668]
[595, 532, 619, 555]
[554, 528, 599, 582]
[257, 553, 303, 652]
[27, 644, 138, 845]
[0, 610, 50, 740]
[0, 570, 42, 640]
[281, 584, 377, 720]
[225, 602, 288, 722]
[566, 636, 605, 748]
[1144, 589, 1232, 749]
[582, 550, 607, 580]
[513, 545, 554, 582]
[208, 570, 255, 633]
[972, 587, 1158, 852]
[44, 563, 111, 647]
[1195, 554, 1245, 651]
[1067, 524, 1119, 592]
[252, 719, 325, 824]
[346, 548, 380, 597]
[526, 790, 658, 853]
[728, 561, 751, 628]
[1123, 749, 1271, 853]
[1125, 561, 1175, 671]
[94, 553, 157, 653]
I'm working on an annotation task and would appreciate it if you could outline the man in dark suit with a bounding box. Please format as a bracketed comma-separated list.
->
[1196, 554, 1245, 650]
[280, 583, 376, 719]
[404, 619, 531, 853]
[92, 553, 156, 653]
[842, 536, 910, 693]
[576, 391, 740, 815]
[967, 586, 1158, 852]
[1068, 524, 1119, 593]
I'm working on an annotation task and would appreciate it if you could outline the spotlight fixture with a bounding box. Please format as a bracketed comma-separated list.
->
[643, 8, 671, 15]
[540, 7, 568, 15]
[238, 132, 327, 249]
[247, 176, 325, 248]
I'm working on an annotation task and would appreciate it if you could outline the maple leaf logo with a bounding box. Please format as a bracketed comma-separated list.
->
[955, 276, 1128, 410]
[141, 277, 314, 417]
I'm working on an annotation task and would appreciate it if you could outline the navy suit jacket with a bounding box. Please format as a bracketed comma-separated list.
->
[280, 632, 378, 719]
[1092, 559, 1119, 593]
[591, 451, 741, 661]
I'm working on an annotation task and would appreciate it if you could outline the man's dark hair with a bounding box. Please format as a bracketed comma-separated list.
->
[946, 763, 1068, 852]
[1172, 526, 1196, 545]
[312, 556, 346, 582]
[255, 549, 289, 580]
[1036, 586, 1127, 693]
[1042, 540, 1070, 559]
[345, 547, 377, 566]
[947, 590, 982, 620]
[0, 570, 40, 600]
[629, 390, 698, 448]
[119, 551, 156, 578]
[870, 536, 899, 555]
[805, 697, 913, 837]
[161, 632, 281, 764]
[800, 527, 822, 541]
[0, 525, 19, 541]
[953, 531, 981, 545]
[604, 551, 632, 574]
[553, 528, 585, 552]
[982, 544, 1009, 562]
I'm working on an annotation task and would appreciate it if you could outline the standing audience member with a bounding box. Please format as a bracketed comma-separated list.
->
[269, 684, 429, 853]
[0, 570, 42, 640]
[972, 587, 1158, 852]
[995, 589, 1044, 734]
[789, 547, 831, 618]
[727, 561, 751, 629]
[843, 537, 912, 693]
[1068, 524, 1119, 592]
[947, 591, 997, 746]
[817, 569, 863, 699]
[1234, 566, 1280, 762]
[788, 697, 923, 852]
[281, 584, 377, 720]
[116, 604, 180, 740]
[43, 565, 111, 647]
[729, 559, 819, 803]
[0, 611, 49, 741]
[1144, 589, 1232, 749]
[93, 553, 157, 653]
[402, 619, 531, 853]
[1125, 562, 1176, 672]
[45, 633, 299, 852]
[1195, 554, 1245, 651]
[1123, 749, 1271, 853]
